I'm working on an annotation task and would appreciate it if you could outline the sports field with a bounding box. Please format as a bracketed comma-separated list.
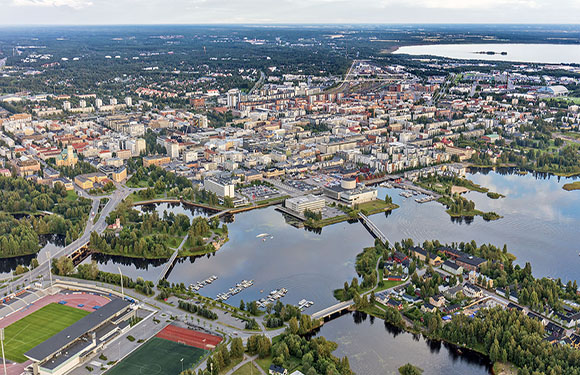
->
[3, 303, 89, 363]
[106, 337, 207, 375]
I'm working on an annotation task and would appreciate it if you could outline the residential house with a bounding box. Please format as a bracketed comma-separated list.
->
[442, 260, 463, 276]
[463, 283, 483, 299]
[269, 365, 288, 375]
[429, 294, 446, 308]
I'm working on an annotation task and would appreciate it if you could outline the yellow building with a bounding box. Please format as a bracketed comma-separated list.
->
[55, 145, 78, 167]
[143, 155, 170, 168]
[74, 172, 108, 189]
[112, 167, 127, 182]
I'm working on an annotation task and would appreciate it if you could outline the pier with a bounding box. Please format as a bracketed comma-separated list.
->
[358, 212, 390, 245]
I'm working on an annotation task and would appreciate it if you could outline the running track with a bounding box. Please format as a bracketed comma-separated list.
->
[156, 325, 222, 350]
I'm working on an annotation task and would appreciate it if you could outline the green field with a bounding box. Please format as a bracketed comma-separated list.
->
[3, 303, 89, 363]
[106, 337, 207, 375]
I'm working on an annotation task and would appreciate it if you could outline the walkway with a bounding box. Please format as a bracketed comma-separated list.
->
[224, 355, 262, 375]
[358, 212, 390, 245]
[156, 234, 189, 283]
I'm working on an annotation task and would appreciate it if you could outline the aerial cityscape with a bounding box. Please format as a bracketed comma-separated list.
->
[0, 11, 579, 375]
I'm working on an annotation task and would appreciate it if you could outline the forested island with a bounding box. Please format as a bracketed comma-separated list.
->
[88, 198, 228, 259]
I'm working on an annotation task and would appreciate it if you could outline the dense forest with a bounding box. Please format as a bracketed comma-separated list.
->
[441, 308, 580, 375]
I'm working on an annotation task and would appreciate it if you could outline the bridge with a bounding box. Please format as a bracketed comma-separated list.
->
[156, 234, 189, 283]
[358, 212, 390, 245]
[311, 300, 354, 321]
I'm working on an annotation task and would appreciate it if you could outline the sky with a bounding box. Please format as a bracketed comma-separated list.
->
[0, 0, 579, 25]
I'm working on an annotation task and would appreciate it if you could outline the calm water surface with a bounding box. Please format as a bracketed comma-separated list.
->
[314, 311, 492, 375]
[394, 43, 580, 63]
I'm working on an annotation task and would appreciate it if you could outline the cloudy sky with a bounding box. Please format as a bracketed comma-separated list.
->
[0, 0, 579, 25]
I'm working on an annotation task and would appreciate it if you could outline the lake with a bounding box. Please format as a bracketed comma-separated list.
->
[393, 43, 580, 64]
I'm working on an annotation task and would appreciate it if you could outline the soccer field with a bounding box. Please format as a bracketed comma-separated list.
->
[106, 337, 207, 375]
[3, 303, 89, 363]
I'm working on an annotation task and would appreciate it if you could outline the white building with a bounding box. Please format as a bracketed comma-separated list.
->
[204, 178, 235, 198]
[285, 195, 325, 214]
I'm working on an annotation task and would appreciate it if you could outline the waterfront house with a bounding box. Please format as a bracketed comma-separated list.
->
[456, 255, 487, 272]
[386, 298, 403, 310]
[393, 251, 408, 264]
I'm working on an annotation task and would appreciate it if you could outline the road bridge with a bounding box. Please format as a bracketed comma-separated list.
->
[311, 300, 354, 321]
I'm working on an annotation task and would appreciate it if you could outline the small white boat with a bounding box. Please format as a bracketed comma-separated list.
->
[256, 233, 269, 238]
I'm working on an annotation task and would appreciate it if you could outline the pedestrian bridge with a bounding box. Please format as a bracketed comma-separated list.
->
[358, 212, 390, 245]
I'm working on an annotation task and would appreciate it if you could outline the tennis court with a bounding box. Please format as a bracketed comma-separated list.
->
[2, 303, 89, 363]
[106, 337, 207, 375]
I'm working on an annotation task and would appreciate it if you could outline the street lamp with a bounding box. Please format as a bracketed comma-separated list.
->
[1, 328, 7, 375]
[180, 358, 183, 373]
[117, 266, 124, 300]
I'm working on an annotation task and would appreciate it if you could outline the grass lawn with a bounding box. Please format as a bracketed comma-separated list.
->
[106, 337, 207, 375]
[65, 189, 79, 201]
[232, 361, 260, 375]
[358, 200, 398, 215]
[255, 357, 273, 374]
[3, 303, 89, 363]
[375, 279, 405, 293]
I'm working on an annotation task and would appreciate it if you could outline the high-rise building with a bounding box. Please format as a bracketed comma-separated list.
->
[95, 98, 103, 109]
[62, 101, 71, 111]
[125, 97, 133, 107]
[227, 89, 240, 109]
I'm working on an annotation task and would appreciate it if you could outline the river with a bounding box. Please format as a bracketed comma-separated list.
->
[78, 169, 580, 375]
[313, 311, 492, 375]
[393, 43, 580, 64]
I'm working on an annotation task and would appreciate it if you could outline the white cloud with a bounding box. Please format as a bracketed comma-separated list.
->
[379, 0, 540, 9]
[12, 0, 93, 9]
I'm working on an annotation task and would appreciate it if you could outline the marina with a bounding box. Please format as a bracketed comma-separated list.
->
[257, 288, 288, 307]
[188, 275, 218, 291]
[216, 279, 254, 301]
[298, 299, 315, 311]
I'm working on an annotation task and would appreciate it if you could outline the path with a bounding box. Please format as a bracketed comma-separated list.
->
[224, 354, 259, 375]
[156, 234, 189, 283]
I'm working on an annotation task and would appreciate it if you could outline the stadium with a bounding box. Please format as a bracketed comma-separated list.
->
[0, 281, 138, 375]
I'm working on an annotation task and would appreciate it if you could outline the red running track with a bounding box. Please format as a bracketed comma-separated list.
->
[0, 291, 111, 329]
[156, 325, 222, 350]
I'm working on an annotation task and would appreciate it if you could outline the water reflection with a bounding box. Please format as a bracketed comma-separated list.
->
[313, 312, 492, 375]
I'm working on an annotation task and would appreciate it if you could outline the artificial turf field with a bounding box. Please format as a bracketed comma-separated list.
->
[106, 337, 207, 375]
[3, 303, 89, 363]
